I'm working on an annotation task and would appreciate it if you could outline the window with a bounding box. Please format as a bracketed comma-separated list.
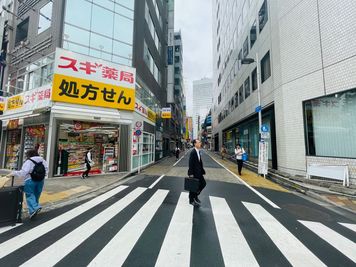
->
[174, 67, 180, 74]
[38, 2, 52, 34]
[238, 49, 242, 70]
[218, 74, 222, 86]
[259, 0, 268, 33]
[175, 45, 180, 52]
[261, 51, 271, 82]
[234, 91, 239, 108]
[244, 77, 250, 99]
[218, 93, 221, 104]
[175, 56, 180, 63]
[251, 67, 258, 91]
[15, 18, 29, 45]
[144, 41, 161, 84]
[304, 88, 356, 158]
[239, 85, 244, 104]
[250, 21, 257, 48]
[243, 37, 249, 58]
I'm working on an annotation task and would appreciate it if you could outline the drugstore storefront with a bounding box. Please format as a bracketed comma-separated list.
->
[0, 48, 136, 177]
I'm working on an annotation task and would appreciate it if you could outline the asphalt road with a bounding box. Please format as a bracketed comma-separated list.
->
[0, 150, 355, 266]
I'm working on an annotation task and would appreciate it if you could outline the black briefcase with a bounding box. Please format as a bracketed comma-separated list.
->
[184, 177, 200, 192]
[0, 177, 24, 226]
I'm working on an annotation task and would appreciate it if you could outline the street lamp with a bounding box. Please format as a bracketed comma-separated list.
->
[241, 53, 262, 141]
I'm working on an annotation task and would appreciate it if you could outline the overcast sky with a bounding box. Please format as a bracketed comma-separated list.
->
[174, 0, 213, 116]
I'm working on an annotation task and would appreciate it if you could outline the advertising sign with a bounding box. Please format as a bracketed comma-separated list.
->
[4, 85, 52, 114]
[0, 96, 5, 111]
[161, 107, 172, 119]
[52, 48, 136, 111]
[258, 141, 268, 175]
[135, 99, 156, 122]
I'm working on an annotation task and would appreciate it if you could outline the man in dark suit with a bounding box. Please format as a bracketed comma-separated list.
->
[188, 139, 206, 205]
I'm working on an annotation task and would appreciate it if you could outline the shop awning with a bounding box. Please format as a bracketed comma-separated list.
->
[51, 103, 133, 124]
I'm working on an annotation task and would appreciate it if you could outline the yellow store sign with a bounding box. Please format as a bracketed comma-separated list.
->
[147, 109, 156, 122]
[52, 74, 135, 111]
[161, 107, 171, 119]
[0, 97, 5, 111]
[7, 95, 24, 110]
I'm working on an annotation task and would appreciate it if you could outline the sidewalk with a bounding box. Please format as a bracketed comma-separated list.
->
[1, 172, 131, 215]
[208, 151, 356, 214]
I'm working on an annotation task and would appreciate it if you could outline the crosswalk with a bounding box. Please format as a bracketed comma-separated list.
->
[0, 185, 355, 267]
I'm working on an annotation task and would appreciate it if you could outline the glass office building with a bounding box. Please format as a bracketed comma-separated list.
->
[63, 0, 134, 66]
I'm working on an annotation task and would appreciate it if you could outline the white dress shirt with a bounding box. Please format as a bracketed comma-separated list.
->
[194, 147, 201, 162]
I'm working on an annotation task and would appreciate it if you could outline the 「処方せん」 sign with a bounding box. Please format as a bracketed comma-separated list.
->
[52, 48, 136, 111]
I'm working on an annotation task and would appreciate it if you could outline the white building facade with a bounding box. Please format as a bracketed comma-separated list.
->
[192, 78, 213, 139]
[212, 0, 356, 184]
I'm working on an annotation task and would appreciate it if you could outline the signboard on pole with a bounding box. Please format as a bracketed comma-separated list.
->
[258, 141, 268, 175]
[161, 107, 172, 119]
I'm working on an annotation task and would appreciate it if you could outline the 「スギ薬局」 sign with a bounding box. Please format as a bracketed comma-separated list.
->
[52, 48, 136, 111]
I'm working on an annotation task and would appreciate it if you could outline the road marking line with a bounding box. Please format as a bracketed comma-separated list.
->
[339, 222, 356, 233]
[155, 192, 193, 267]
[88, 189, 169, 266]
[209, 155, 280, 209]
[243, 202, 326, 267]
[210, 197, 259, 266]
[148, 175, 165, 189]
[21, 187, 147, 267]
[173, 150, 189, 167]
[0, 185, 128, 259]
[300, 220, 356, 263]
[0, 223, 22, 235]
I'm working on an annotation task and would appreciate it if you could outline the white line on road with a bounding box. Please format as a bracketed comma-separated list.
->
[155, 192, 193, 267]
[0, 223, 22, 235]
[0, 185, 128, 259]
[339, 222, 356, 233]
[21, 187, 147, 267]
[209, 154, 280, 209]
[210, 197, 259, 266]
[88, 189, 169, 266]
[173, 149, 189, 167]
[243, 202, 326, 267]
[148, 175, 165, 189]
[300, 220, 356, 263]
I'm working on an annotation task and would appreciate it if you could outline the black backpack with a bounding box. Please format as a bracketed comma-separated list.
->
[29, 159, 46, 181]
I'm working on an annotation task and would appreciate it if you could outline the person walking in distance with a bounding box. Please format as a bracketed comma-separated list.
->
[220, 145, 227, 160]
[188, 139, 206, 206]
[235, 144, 245, 176]
[82, 147, 93, 179]
[8, 149, 48, 219]
[175, 146, 180, 160]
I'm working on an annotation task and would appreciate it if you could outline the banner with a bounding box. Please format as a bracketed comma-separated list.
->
[258, 141, 268, 175]
[4, 85, 52, 115]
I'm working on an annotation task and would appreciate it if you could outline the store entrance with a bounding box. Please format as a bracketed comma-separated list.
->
[55, 120, 120, 177]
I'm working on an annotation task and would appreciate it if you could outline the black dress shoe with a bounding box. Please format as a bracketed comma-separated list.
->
[195, 197, 201, 204]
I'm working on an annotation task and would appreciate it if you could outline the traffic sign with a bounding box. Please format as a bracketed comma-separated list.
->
[261, 132, 270, 139]
[261, 125, 269, 132]
[135, 121, 142, 128]
[134, 129, 142, 136]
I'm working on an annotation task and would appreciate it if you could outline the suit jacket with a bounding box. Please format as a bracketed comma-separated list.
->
[188, 149, 206, 178]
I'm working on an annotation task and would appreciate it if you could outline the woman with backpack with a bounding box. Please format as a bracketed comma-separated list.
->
[234, 144, 245, 176]
[7, 149, 48, 219]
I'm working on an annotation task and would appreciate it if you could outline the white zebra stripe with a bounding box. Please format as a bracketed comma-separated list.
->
[338, 222, 356, 233]
[300, 220, 356, 263]
[210, 196, 259, 266]
[155, 192, 193, 267]
[0, 185, 128, 259]
[88, 189, 169, 266]
[20, 187, 146, 267]
[243, 202, 326, 267]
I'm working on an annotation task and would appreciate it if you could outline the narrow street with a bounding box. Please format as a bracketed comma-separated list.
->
[0, 150, 355, 266]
